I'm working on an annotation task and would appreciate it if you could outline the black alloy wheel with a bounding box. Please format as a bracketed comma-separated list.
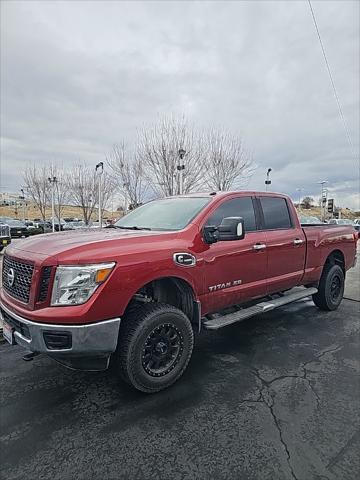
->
[142, 323, 184, 377]
[115, 303, 194, 393]
[329, 274, 342, 303]
[313, 263, 345, 311]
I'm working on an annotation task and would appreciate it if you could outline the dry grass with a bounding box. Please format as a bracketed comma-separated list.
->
[295, 206, 357, 220]
[0, 204, 117, 221]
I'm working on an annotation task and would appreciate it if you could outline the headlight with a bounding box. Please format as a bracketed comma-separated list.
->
[51, 263, 115, 306]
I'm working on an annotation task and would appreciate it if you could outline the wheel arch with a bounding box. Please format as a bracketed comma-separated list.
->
[123, 275, 201, 327]
[323, 249, 345, 274]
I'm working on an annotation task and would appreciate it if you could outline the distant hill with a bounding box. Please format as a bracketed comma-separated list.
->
[295, 205, 358, 220]
[0, 201, 358, 222]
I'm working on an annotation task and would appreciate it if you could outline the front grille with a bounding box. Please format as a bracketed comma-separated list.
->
[0, 307, 31, 339]
[0, 224, 10, 237]
[38, 267, 52, 302]
[2, 255, 34, 303]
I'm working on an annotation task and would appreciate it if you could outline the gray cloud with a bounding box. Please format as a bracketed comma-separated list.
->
[1, 0, 359, 208]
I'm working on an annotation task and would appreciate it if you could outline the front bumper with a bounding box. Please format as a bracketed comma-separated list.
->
[0, 300, 121, 371]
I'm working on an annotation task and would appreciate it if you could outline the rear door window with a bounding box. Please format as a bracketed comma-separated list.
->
[205, 197, 257, 232]
[259, 197, 292, 230]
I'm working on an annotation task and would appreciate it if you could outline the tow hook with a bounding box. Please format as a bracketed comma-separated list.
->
[22, 351, 41, 362]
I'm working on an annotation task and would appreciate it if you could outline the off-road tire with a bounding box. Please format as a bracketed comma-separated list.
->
[115, 303, 194, 393]
[313, 264, 344, 311]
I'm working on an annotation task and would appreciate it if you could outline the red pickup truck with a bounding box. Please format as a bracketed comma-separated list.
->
[0, 192, 357, 392]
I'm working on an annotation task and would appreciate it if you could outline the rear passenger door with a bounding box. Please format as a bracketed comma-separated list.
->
[257, 196, 306, 294]
[202, 196, 268, 312]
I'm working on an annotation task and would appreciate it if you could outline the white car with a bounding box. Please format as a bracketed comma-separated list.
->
[328, 219, 355, 225]
[63, 221, 87, 230]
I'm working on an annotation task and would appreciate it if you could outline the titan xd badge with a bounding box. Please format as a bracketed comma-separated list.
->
[209, 279, 242, 292]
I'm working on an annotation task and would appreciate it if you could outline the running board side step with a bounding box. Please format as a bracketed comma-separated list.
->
[203, 287, 318, 330]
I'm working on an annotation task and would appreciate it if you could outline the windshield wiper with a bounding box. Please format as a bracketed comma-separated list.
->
[114, 225, 152, 231]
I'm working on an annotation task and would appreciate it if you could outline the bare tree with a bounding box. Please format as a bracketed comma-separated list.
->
[302, 196, 314, 209]
[48, 165, 69, 223]
[66, 163, 98, 225]
[107, 143, 148, 209]
[204, 129, 254, 191]
[66, 163, 116, 224]
[23, 165, 48, 220]
[137, 115, 206, 197]
[99, 170, 117, 216]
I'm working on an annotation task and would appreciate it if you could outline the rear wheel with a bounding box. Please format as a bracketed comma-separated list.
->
[313, 264, 344, 311]
[115, 303, 194, 393]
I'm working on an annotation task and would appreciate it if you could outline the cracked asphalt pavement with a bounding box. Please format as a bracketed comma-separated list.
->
[0, 247, 359, 480]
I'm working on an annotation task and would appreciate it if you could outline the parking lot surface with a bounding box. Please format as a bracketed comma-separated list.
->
[0, 245, 359, 480]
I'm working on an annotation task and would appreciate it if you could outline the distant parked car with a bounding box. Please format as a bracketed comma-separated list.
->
[0, 217, 29, 238]
[299, 215, 322, 224]
[25, 221, 44, 235]
[89, 221, 101, 229]
[0, 222, 11, 251]
[34, 220, 52, 233]
[63, 220, 87, 230]
[328, 218, 354, 225]
[48, 218, 67, 231]
[328, 218, 359, 235]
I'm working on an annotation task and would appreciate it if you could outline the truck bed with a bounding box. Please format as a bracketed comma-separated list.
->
[301, 224, 357, 285]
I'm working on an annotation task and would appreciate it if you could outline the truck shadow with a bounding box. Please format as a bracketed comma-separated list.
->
[0, 300, 345, 447]
[1, 298, 352, 473]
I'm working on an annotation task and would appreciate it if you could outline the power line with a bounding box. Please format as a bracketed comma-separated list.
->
[307, 0, 356, 159]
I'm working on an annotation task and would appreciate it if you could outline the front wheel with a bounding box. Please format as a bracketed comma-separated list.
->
[115, 303, 194, 393]
[313, 264, 345, 311]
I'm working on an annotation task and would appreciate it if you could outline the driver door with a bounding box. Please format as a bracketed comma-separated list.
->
[200, 196, 268, 313]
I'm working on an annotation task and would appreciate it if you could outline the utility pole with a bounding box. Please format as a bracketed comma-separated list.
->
[95, 162, 104, 228]
[265, 168, 272, 191]
[123, 183, 129, 214]
[177, 149, 186, 195]
[48, 177, 57, 232]
[20, 188, 26, 221]
[318, 180, 328, 222]
[296, 187, 304, 210]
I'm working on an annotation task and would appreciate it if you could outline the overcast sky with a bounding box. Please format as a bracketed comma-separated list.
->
[1, 0, 359, 208]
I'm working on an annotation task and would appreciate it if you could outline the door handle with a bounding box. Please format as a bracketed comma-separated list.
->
[293, 238, 304, 245]
[253, 243, 266, 251]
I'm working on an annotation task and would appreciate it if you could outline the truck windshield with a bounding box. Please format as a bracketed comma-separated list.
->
[114, 197, 211, 231]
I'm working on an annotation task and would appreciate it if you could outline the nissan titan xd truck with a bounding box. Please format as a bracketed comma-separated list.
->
[1, 192, 357, 393]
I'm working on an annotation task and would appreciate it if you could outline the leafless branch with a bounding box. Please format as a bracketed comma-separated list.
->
[204, 129, 254, 191]
[23, 165, 49, 220]
[48, 164, 69, 223]
[137, 115, 206, 196]
[65, 163, 98, 225]
[107, 143, 148, 209]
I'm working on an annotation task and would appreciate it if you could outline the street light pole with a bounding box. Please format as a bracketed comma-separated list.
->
[123, 183, 129, 214]
[296, 188, 304, 210]
[265, 168, 272, 191]
[95, 162, 104, 228]
[318, 180, 328, 222]
[20, 188, 26, 221]
[177, 149, 186, 195]
[48, 177, 57, 232]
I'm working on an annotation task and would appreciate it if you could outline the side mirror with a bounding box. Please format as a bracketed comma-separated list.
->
[203, 217, 245, 244]
[217, 217, 245, 241]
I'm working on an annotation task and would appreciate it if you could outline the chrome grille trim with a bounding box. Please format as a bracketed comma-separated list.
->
[2, 255, 34, 303]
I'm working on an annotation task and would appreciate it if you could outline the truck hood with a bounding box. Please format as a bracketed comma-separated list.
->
[8, 228, 171, 257]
